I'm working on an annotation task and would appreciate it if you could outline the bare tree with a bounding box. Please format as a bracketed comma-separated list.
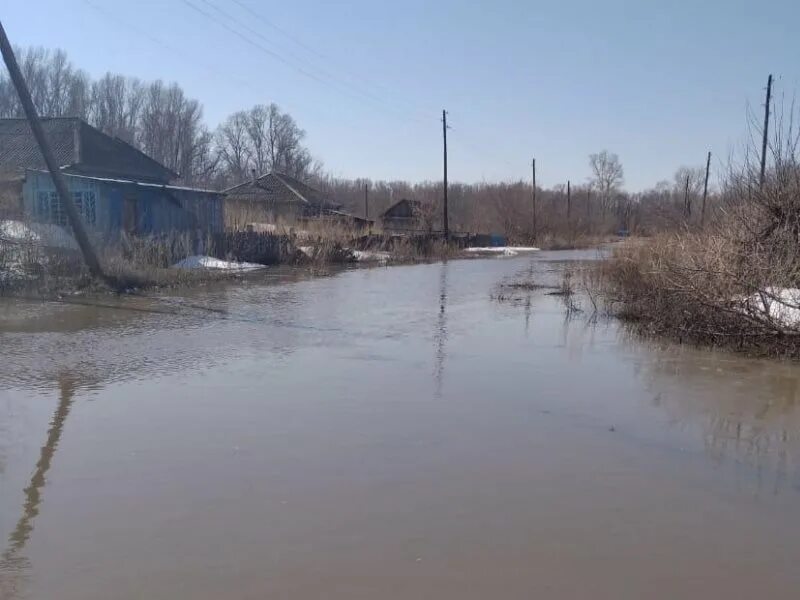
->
[216, 103, 316, 186]
[246, 103, 312, 179]
[0, 46, 89, 119]
[89, 73, 144, 143]
[589, 150, 624, 215]
[673, 165, 705, 219]
[137, 81, 207, 180]
[216, 110, 252, 184]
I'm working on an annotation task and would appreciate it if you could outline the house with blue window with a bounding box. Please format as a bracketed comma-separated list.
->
[0, 118, 223, 240]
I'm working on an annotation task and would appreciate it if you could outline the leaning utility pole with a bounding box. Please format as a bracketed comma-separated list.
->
[442, 109, 449, 240]
[701, 151, 711, 226]
[760, 74, 772, 188]
[531, 158, 537, 241]
[0, 20, 103, 278]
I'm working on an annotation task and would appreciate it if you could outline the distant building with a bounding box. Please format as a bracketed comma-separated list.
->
[0, 117, 224, 236]
[380, 198, 424, 232]
[223, 172, 370, 230]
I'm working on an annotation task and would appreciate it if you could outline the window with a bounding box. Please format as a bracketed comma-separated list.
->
[83, 191, 96, 225]
[35, 189, 97, 227]
[49, 192, 66, 226]
[36, 191, 50, 219]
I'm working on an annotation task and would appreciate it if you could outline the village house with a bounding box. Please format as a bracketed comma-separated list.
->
[0, 117, 224, 238]
[380, 198, 425, 232]
[223, 172, 370, 231]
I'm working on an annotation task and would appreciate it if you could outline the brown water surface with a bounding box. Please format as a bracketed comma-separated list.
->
[1, 251, 800, 599]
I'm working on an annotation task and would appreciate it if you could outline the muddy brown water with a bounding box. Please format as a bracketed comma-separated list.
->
[1, 250, 800, 599]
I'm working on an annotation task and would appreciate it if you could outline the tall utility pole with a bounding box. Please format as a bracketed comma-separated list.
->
[760, 74, 773, 188]
[364, 182, 369, 220]
[531, 158, 537, 241]
[683, 173, 691, 219]
[0, 21, 103, 278]
[566, 180, 571, 222]
[701, 151, 711, 226]
[586, 187, 591, 220]
[442, 109, 449, 240]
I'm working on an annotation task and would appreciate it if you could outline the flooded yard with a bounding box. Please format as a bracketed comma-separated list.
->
[2, 250, 800, 599]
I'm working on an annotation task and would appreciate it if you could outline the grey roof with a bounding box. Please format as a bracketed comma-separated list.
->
[224, 172, 340, 212]
[0, 118, 177, 183]
[381, 198, 422, 218]
[0, 118, 77, 170]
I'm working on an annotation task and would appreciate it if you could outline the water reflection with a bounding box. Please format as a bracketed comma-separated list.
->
[1, 253, 800, 598]
[631, 341, 800, 496]
[491, 265, 800, 495]
[434, 262, 449, 399]
[1, 374, 78, 598]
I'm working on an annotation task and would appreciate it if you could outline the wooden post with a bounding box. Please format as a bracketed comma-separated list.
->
[442, 109, 449, 240]
[0, 21, 103, 278]
[364, 182, 368, 220]
[760, 74, 772, 189]
[531, 158, 537, 241]
[701, 151, 711, 226]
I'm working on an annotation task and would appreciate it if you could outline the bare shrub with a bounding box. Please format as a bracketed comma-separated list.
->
[593, 93, 800, 355]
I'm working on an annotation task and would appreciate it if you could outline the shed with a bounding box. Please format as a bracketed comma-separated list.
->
[380, 198, 423, 232]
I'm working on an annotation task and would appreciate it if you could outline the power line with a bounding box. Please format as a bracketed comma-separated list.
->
[226, 0, 431, 118]
[228, 0, 337, 63]
[83, 0, 256, 93]
[200, 1, 370, 98]
[83, 0, 388, 140]
[181, 0, 331, 87]
[184, 0, 432, 125]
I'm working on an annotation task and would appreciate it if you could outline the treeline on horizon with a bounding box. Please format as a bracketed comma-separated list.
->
[1, 46, 720, 239]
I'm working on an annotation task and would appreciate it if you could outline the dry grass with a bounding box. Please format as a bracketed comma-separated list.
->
[589, 106, 800, 356]
[533, 231, 617, 250]
[596, 229, 800, 356]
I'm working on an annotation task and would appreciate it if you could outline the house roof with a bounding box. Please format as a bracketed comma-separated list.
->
[224, 172, 340, 211]
[0, 118, 177, 183]
[0, 118, 77, 169]
[381, 198, 422, 218]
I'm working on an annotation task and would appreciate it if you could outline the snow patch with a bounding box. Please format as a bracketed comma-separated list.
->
[297, 246, 315, 258]
[352, 250, 391, 263]
[172, 255, 265, 271]
[465, 246, 540, 257]
[739, 287, 800, 327]
[0, 220, 78, 250]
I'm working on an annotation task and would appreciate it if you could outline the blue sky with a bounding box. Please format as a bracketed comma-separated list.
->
[3, 0, 798, 189]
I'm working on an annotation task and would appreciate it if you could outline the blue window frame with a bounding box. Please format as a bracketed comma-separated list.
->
[35, 189, 97, 227]
[83, 191, 96, 225]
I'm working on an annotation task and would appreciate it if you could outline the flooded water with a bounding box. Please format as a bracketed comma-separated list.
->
[2, 250, 800, 599]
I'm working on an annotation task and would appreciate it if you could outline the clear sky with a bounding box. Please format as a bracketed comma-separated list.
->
[3, 0, 799, 189]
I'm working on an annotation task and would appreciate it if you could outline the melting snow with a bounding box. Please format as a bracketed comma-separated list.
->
[352, 250, 391, 263]
[172, 255, 265, 271]
[739, 287, 800, 327]
[465, 246, 540, 257]
[0, 220, 78, 250]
